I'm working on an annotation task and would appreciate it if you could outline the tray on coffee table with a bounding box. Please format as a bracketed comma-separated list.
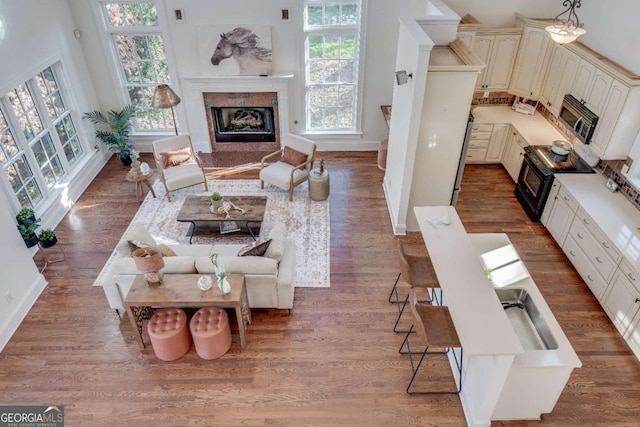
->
[176, 195, 267, 243]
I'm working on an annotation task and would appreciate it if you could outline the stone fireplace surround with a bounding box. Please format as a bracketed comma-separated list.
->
[180, 75, 293, 153]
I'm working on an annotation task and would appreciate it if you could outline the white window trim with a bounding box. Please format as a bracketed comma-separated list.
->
[300, 0, 367, 136]
[90, 0, 183, 135]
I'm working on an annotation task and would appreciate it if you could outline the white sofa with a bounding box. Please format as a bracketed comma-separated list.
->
[100, 223, 296, 314]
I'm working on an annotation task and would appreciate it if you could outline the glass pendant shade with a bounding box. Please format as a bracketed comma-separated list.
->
[546, 24, 586, 44]
[545, 0, 586, 44]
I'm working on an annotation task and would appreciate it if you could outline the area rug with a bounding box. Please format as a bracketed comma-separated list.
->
[93, 179, 330, 288]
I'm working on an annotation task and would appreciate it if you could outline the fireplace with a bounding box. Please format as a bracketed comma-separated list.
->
[211, 106, 276, 143]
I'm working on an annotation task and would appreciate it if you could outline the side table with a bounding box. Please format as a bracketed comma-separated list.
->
[126, 169, 156, 201]
[309, 160, 330, 201]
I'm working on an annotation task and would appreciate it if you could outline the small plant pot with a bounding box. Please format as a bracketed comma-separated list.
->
[39, 236, 58, 248]
[24, 235, 39, 248]
[211, 200, 223, 212]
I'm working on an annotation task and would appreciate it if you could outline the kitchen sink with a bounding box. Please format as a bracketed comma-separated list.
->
[495, 288, 558, 351]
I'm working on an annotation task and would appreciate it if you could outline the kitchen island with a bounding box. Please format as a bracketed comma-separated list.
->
[415, 206, 581, 426]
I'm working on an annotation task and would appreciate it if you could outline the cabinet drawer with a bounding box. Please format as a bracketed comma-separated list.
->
[465, 148, 487, 162]
[575, 208, 622, 263]
[568, 217, 617, 282]
[557, 186, 578, 212]
[469, 139, 490, 149]
[563, 234, 609, 300]
[470, 131, 492, 141]
[619, 260, 640, 294]
[471, 124, 493, 133]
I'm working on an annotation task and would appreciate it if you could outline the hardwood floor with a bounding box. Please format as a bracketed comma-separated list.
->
[1, 153, 639, 426]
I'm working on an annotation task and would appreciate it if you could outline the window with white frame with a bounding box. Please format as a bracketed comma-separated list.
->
[0, 64, 84, 209]
[101, 2, 175, 132]
[304, 1, 363, 133]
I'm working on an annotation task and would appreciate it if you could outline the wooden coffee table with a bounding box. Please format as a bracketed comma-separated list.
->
[123, 273, 251, 350]
[176, 195, 267, 243]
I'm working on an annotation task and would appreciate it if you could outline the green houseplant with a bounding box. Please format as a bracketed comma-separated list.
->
[17, 219, 41, 248]
[82, 104, 137, 166]
[37, 229, 57, 248]
[16, 207, 36, 225]
[210, 192, 223, 211]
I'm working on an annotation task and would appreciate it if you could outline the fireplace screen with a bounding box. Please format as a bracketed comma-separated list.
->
[211, 106, 276, 143]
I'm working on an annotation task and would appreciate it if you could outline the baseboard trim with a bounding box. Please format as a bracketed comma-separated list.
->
[0, 274, 47, 351]
[383, 177, 407, 235]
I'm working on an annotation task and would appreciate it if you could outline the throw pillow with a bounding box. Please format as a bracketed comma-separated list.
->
[116, 223, 156, 256]
[161, 147, 194, 168]
[157, 244, 177, 257]
[281, 146, 308, 167]
[237, 238, 272, 257]
[263, 223, 287, 262]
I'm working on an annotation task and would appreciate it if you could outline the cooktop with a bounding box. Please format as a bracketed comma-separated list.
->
[526, 145, 594, 174]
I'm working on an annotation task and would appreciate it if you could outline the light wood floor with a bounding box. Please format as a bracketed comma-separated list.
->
[2, 152, 639, 426]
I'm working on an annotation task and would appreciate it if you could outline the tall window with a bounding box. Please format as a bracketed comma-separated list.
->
[304, 1, 363, 133]
[0, 65, 84, 208]
[102, 2, 174, 132]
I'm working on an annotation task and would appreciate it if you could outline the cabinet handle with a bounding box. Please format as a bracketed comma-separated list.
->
[629, 273, 637, 282]
[595, 256, 603, 264]
[602, 242, 610, 249]
[577, 232, 583, 239]
[569, 250, 576, 257]
[636, 298, 640, 304]
[564, 196, 570, 201]
[587, 275, 594, 282]
[582, 218, 590, 225]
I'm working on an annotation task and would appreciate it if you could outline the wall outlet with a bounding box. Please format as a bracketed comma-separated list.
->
[483, 91, 490, 98]
[281, 9, 289, 20]
[622, 164, 630, 175]
[5, 292, 13, 305]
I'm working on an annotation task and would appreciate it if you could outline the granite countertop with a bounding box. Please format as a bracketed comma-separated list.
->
[472, 106, 566, 146]
[555, 173, 640, 270]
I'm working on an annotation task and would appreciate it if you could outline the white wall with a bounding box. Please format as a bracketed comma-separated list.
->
[442, 0, 640, 75]
[68, 0, 425, 149]
[0, 0, 104, 350]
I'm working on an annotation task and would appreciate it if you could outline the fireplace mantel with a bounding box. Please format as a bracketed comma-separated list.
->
[180, 74, 293, 152]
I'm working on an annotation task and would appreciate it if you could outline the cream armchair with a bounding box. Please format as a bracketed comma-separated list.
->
[260, 133, 316, 201]
[152, 135, 208, 202]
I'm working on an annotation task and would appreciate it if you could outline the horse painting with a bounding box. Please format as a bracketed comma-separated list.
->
[210, 27, 272, 75]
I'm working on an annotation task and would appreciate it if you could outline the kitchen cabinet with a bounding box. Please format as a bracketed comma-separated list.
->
[465, 123, 492, 163]
[539, 44, 580, 116]
[473, 33, 521, 91]
[509, 26, 551, 98]
[540, 180, 561, 226]
[563, 234, 609, 300]
[570, 60, 613, 115]
[501, 129, 526, 182]
[457, 31, 475, 48]
[601, 262, 640, 337]
[486, 123, 509, 162]
[546, 186, 577, 246]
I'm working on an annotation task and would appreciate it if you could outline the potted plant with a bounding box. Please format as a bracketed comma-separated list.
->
[82, 104, 137, 166]
[16, 207, 36, 225]
[37, 228, 57, 248]
[210, 192, 223, 211]
[471, 98, 480, 111]
[17, 220, 40, 248]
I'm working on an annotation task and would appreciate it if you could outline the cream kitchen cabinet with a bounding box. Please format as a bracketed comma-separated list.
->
[457, 31, 475, 48]
[465, 123, 493, 163]
[539, 44, 580, 116]
[473, 33, 521, 91]
[601, 261, 640, 339]
[486, 123, 509, 162]
[563, 234, 609, 300]
[546, 185, 578, 246]
[570, 60, 613, 115]
[509, 26, 551, 98]
[501, 128, 526, 182]
[540, 180, 561, 226]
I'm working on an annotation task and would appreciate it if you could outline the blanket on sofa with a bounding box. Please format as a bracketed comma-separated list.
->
[93, 179, 330, 288]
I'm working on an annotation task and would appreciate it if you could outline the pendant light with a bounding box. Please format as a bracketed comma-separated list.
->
[545, 0, 586, 44]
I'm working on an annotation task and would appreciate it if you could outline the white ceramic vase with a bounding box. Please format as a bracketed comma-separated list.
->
[221, 278, 231, 294]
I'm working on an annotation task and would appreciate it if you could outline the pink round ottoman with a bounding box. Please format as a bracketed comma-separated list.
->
[147, 308, 191, 361]
[190, 307, 232, 360]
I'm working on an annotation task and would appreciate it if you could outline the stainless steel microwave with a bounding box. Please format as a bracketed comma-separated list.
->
[558, 94, 598, 144]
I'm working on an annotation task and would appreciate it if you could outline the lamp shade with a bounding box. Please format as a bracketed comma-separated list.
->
[152, 84, 181, 109]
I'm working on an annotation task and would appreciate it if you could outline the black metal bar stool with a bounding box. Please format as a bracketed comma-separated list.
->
[389, 240, 441, 333]
[399, 288, 463, 394]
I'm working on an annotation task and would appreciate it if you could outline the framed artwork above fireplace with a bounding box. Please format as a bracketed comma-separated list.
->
[197, 25, 273, 76]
